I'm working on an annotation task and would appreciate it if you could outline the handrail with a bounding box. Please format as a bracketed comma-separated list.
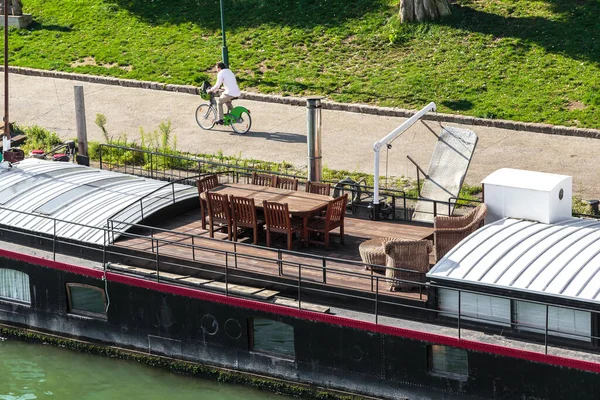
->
[98, 144, 600, 223]
[105, 172, 243, 244]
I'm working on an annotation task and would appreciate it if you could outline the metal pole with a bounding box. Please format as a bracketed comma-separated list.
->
[74, 86, 88, 156]
[306, 97, 323, 182]
[219, 0, 229, 67]
[3, 0, 9, 141]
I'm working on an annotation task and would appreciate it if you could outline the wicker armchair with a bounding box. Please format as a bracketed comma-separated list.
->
[434, 203, 488, 261]
[383, 239, 433, 291]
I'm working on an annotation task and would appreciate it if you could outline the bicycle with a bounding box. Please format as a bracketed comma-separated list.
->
[195, 83, 252, 134]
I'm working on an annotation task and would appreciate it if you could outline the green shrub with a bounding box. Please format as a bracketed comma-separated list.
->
[18, 125, 64, 154]
[573, 195, 594, 215]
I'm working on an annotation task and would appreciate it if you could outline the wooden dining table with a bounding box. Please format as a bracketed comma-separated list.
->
[206, 183, 333, 245]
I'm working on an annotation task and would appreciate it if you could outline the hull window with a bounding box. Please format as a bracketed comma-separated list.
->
[0, 269, 31, 304]
[514, 301, 591, 342]
[66, 283, 107, 319]
[249, 318, 295, 359]
[428, 345, 468, 379]
[438, 288, 511, 326]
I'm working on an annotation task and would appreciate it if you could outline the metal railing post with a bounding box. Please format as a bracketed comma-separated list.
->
[278, 250, 283, 276]
[545, 305, 549, 354]
[192, 235, 196, 261]
[322, 257, 326, 284]
[458, 290, 461, 340]
[151, 228, 155, 253]
[99, 145, 103, 169]
[52, 219, 57, 261]
[375, 276, 379, 324]
[225, 253, 229, 296]
[155, 238, 160, 277]
[234, 242, 238, 268]
[298, 264, 302, 310]
[102, 227, 107, 267]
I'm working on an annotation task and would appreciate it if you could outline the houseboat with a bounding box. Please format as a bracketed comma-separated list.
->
[0, 156, 599, 400]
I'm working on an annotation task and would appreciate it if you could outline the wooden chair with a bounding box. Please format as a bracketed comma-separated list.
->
[306, 181, 331, 196]
[205, 192, 232, 240]
[262, 201, 302, 250]
[251, 172, 277, 187]
[276, 176, 299, 191]
[197, 174, 220, 230]
[383, 239, 433, 291]
[306, 194, 347, 249]
[434, 203, 487, 261]
[230, 195, 264, 245]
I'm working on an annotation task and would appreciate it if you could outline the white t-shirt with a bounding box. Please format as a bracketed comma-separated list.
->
[210, 69, 241, 97]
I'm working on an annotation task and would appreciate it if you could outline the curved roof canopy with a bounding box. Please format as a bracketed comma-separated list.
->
[0, 159, 197, 245]
[427, 217, 600, 305]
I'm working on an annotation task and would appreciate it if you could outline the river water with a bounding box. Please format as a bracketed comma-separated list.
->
[0, 339, 289, 400]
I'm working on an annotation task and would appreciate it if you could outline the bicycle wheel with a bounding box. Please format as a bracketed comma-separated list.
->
[231, 111, 252, 134]
[195, 104, 216, 130]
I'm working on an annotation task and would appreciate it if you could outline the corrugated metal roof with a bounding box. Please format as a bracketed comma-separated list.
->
[0, 159, 197, 245]
[427, 217, 600, 304]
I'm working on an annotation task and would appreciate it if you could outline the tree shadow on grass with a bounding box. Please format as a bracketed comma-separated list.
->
[441, 3, 600, 64]
[442, 100, 473, 111]
[28, 21, 72, 32]
[108, 0, 389, 30]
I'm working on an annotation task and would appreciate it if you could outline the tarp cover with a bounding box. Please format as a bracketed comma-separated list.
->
[412, 127, 478, 223]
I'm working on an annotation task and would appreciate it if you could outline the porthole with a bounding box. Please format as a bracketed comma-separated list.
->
[349, 345, 363, 362]
[201, 314, 219, 336]
[225, 318, 242, 339]
[157, 306, 174, 327]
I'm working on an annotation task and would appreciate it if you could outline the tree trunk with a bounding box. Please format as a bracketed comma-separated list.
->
[400, 0, 451, 23]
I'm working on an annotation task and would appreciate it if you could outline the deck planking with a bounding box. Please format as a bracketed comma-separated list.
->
[115, 210, 435, 302]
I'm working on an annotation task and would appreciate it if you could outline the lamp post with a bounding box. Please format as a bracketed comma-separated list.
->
[3, 0, 10, 141]
[219, 0, 229, 67]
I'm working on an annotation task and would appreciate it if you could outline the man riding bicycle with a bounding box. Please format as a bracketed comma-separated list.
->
[207, 62, 241, 125]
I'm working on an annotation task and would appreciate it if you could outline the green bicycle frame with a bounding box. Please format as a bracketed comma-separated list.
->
[224, 106, 250, 124]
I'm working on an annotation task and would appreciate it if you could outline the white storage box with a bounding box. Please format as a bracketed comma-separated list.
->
[482, 168, 572, 224]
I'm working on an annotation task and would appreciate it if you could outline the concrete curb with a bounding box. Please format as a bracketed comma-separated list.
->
[4, 66, 600, 139]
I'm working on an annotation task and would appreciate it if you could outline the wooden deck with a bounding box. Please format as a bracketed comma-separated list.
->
[114, 210, 435, 302]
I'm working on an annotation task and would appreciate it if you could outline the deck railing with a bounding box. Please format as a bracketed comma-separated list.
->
[97, 144, 482, 221]
[0, 202, 598, 359]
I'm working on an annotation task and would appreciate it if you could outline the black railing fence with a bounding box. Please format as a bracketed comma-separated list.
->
[98, 144, 482, 221]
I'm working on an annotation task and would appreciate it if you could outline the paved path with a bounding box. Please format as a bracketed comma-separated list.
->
[6, 72, 600, 200]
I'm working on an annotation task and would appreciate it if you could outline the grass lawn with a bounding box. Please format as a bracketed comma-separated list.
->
[6, 0, 600, 128]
